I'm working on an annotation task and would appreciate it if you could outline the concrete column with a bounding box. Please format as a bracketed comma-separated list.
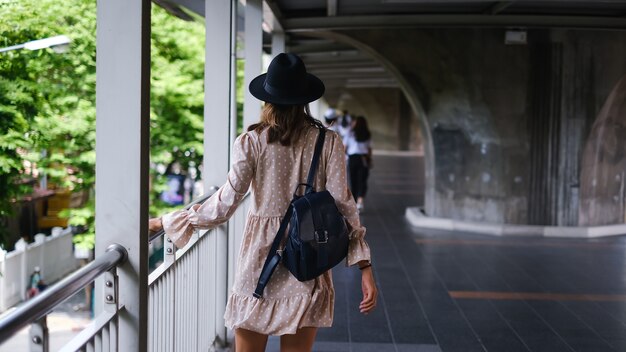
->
[204, 0, 236, 344]
[243, 0, 263, 130]
[95, 0, 150, 349]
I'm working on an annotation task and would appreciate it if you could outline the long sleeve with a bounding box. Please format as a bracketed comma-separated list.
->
[324, 131, 371, 266]
[162, 132, 257, 248]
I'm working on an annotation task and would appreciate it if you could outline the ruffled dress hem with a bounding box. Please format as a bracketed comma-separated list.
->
[224, 286, 335, 335]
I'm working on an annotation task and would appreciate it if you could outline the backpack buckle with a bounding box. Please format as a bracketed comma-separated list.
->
[315, 230, 328, 244]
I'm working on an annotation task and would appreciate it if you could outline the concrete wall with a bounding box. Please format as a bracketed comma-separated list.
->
[327, 28, 626, 225]
[580, 75, 626, 226]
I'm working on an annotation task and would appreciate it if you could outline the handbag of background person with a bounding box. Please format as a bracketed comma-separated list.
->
[254, 128, 349, 298]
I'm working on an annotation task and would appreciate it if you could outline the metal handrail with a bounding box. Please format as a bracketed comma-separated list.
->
[148, 188, 218, 243]
[0, 244, 128, 344]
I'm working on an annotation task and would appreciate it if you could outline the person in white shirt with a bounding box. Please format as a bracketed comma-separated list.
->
[337, 110, 352, 146]
[345, 116, 372, 211]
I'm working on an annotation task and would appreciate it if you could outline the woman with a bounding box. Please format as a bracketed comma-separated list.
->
[345, 116, 373, 212]
[149, 53, 376, 352]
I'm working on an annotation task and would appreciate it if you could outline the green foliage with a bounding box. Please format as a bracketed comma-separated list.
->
[0, 0, 96, 245]
[0, 1, 207, 249]
[149, 5, 205, 207]
[60, 199, 94, 250]
[236, 59, 245, 134]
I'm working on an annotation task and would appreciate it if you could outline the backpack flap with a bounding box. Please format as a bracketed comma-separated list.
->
[286, 190, 349, 281]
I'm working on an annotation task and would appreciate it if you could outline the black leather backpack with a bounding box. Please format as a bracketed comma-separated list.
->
[254, 128, 349, 298]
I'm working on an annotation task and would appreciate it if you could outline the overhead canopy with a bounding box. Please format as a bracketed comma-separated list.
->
[271, 0, 626, 31]
[160, 0, 626, 100]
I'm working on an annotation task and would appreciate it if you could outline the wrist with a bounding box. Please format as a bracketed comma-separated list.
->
[150, 217, 163, 232]
[358, 261, 372, 271]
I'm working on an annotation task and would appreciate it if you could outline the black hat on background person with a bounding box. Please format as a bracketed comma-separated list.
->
[249, 53, 325, 105]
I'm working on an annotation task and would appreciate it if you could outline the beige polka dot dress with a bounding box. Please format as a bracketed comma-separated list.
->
[162, 125, 371, 335]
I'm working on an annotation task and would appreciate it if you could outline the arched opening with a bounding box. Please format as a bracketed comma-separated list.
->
[291, 32, 434, 213]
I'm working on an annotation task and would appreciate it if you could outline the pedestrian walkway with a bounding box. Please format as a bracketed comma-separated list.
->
[5, 154, 626, 352]
[267, 154, 626, 352]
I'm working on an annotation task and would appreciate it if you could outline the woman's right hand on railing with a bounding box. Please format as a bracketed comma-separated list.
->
[149, 217, 163, 234]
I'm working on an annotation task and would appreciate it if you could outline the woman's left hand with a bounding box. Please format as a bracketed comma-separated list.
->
[359, 266, 377, 314]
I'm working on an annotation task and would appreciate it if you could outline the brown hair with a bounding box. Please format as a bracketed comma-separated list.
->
[247, 103, 324, 146]
[353, 116, 371, 142]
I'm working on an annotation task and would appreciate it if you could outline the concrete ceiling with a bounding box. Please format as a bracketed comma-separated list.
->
[160, 0, 626, 101]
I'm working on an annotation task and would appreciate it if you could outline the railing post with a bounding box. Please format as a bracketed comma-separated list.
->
[19, 240, 27, 301]
[205, 0, 237, 347]
[29, 316, 48, 352]
[96, 0, 151, 350]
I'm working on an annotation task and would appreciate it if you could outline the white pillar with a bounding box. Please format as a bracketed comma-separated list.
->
[95, 0, 150, 350]
[204, 0, 236, 345]
[309, 99, 322, 120]
[272, 31, 285, 56]
[243, 0, 263, 130]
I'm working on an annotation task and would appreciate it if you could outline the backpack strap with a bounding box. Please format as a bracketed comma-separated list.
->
[303, 196, 329, 269]
[254, 205, 292, 299]
[304, 128, 326, 195]
[307, 128, 329, 268]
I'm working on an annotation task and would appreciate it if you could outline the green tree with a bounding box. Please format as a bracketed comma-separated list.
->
[149, 6, 205, 215]
[0, 0, 207, 249]
[0, 0, 97, 248]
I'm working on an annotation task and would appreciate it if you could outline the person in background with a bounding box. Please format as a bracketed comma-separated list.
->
[27, 266, 46, 299]
[323, 108, 340, 134]
[336, 110, 353, 146]
[345, 116, 373, 212]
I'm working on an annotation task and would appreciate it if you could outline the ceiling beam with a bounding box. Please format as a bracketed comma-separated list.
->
[306, 62, 381, 70]
[299, 52, 370, 61]
[263, 1, 283, 32]
[302, 57, 374, 66]
[264, 0, 285, 31]
[486, 1, 515, 15]
[161, 0, 205, 17]
[312, 72, 393, 80]
[283, 14, 626, 31]
[311, 66, 387, 74]
[287, 42, 353, 54]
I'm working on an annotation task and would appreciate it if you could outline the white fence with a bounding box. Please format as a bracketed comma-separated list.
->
[0, 227, 79, 312]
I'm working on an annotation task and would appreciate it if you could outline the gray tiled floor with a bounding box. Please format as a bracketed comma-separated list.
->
[267, 338, 441, 352]
[269, 154, 626, 352]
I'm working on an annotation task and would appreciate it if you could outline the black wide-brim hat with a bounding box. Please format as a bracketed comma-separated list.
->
[249, 53, 325, 105]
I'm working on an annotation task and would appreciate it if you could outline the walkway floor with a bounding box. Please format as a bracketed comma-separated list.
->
[270, 154, 626, 352]
[5, 154, 626, 352]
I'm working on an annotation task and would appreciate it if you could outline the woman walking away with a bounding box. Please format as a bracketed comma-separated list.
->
[149, 53, 377, 352]
[346, 116, 373, 212]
